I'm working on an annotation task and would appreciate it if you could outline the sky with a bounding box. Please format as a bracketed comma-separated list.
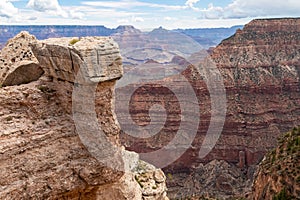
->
[0, 0, 300, 29]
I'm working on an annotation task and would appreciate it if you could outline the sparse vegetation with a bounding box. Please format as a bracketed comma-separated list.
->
[273, 188, 291, 200]
[37, 85, 55, 93]
[259, 126, 300, 199]
[69, 38, 80, 45]
[167, 173, 173, 180]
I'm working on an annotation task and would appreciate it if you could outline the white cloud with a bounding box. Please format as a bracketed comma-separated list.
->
[200, 0, 300, 19]
[81, 0, 184, 11]
[0, 0, 18, 18]
[117, 19, 129, 24]
[202, 3, 224, 19]
[132, 16, 144, 22]
[26, 0, 86, 19]
[185, 0, 200, 11]
[27, 0, 60, 12]
[69, 10, 85, 19]
[27, 0, 68, 17]
[164, 17, 173, 21]
[27, 16, 37, 20]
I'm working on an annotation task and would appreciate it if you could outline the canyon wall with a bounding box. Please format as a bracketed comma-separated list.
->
[210, 18, 300, 166]
[121, 17, 300, 168]
[252, 126, 300, 199]
[0, 32, 168, 199]
[118, 18, 300, 198]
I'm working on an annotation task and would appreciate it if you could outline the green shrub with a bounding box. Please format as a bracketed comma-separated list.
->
[69, 38, 80, 45]
[167, 173, 173, 180]
[273, 188, 285, 200]
[273, 188, 291, 200]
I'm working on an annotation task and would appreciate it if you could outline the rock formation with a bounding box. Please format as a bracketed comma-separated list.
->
[210, 18, 300, 166]
[118, 18, 300, 198]
[0, 32, 43, 87]
[252, 126, 300, 199]
[0, 32, 168, 199]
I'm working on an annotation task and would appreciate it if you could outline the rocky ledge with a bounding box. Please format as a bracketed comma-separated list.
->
[0, 32, 168, 199]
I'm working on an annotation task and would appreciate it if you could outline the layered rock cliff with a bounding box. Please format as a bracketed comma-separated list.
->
[118, 18, 300, 198]
[211, 18, 300, 166]
[0, 32, 168, 199]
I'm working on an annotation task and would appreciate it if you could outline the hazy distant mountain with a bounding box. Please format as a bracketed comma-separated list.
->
[113, 26, 205, 65]
[0, 24, 241, 66]
[114, 25, 142, 34]
[0, 25, 242, 50]
[0, 25, 114, 45]
[175, 25, 244, 47]
[148, 27, 202, 56]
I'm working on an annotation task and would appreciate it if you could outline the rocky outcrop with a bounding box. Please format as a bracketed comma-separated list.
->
[252, 126, 300, 199]
[0, 32, 168, 199]
[167, 160, 252, 199]
[0, 32, 44, 87]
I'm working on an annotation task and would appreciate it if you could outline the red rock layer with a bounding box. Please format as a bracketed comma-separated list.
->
[119, 18, 300, 174]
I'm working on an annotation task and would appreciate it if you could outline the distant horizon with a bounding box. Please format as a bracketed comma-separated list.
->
[0, 23, 245, 31]
[2, 16, 300, 31]
[1, 0, 299, 30]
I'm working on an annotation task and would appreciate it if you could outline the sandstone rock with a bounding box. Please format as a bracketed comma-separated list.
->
[0, 33, 168, 199]
[0, 80, 123, 199]
[31, 36, 123, 83]
[85, 154, 169, 200]
[134, 161, 169, 200]
[0, 31, 44, 87]
[154, 169, 166, 183]
[96, 173, 143, 200]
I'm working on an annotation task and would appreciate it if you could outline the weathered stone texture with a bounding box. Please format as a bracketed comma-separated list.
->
[31, 36, 123, 83]
[0, 32, 43, 87]
[0, 32, 167, 199]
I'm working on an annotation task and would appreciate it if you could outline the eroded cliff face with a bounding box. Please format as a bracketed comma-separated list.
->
[252, 126, 300, 200]
[0, 32, 168, 199]
[211, 18, 300, 166]
[118, 18, 300, 198]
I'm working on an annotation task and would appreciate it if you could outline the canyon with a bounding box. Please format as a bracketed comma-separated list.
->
[0, 17, 299, 199]
[117, 18, 300, 198]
